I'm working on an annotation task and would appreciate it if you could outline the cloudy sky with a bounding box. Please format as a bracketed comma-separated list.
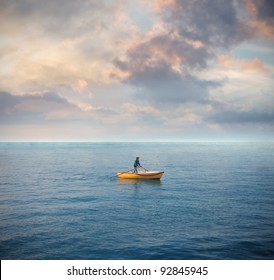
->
[0, 0, 273, 141]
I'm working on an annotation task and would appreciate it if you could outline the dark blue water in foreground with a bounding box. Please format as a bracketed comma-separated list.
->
[0, 142, 274, 260]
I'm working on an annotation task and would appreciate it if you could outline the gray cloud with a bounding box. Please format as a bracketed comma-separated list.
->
[113, 1, 236, 105]
[0, 91, 75, 122]
[126, 33, 213, 70]
[253, 0, 274, 19]
[128, 64, 217, 105]
[1, 0, 273, 141]
[112, 0, 257, 107]
[0, 91, 119, 125]
[113, 55, 215, 105]
[0, 91, 68, 109]
[0, 0, 120, 38]
[0, 91, 18, 111]
[208, 108, 274, 124]
[165, 0, 251, 48]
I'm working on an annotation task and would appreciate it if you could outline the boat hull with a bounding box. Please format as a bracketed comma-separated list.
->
[117, 171, 164, 179]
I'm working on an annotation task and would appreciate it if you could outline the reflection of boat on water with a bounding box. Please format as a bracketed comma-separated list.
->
[118, 178, 162, 185]
[117, 170, 164, 180]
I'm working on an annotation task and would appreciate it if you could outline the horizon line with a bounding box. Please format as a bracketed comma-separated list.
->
[0, 139, 273, 143]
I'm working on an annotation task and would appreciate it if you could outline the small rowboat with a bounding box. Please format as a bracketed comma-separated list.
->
[117, 170, 164, 179]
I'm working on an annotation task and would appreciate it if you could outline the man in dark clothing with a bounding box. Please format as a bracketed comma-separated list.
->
[133, 157, 141, 173]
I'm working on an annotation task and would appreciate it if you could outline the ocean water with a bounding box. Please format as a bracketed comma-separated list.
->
[0, 142, 274, 260]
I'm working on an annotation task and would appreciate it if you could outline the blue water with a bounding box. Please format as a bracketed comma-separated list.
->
[0, 142, 274, 260]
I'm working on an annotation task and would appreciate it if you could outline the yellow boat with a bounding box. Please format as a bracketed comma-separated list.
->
[117, 170, 164, 179]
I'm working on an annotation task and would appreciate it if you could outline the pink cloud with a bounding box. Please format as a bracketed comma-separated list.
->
[246, 0, 274, 39]
[218, 55, 270, 73]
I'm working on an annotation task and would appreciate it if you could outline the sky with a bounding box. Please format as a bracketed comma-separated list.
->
[0, 0, 274, 141]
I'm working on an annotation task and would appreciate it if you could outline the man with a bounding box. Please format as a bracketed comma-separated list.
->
[133, 157, 141, 173]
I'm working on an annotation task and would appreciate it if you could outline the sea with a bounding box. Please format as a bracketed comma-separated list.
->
[0, 142, 274, 260]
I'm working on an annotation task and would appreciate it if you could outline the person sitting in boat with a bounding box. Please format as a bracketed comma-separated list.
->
[133, 157, 141, 173]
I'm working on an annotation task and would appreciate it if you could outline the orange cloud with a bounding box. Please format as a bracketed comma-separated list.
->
[251, 20, 274, 39]
[241, 57, 269, 72]
[218, 55, 270, 73]
[77, 79, 88, 89]
[246, 0, 274, 39]
[156, 0, 175, 11]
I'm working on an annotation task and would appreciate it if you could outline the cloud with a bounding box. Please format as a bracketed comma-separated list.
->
[0, 90, 117, 123]
[208, 107, 274, 124]
[0, 91, 77, 122]
[0, 91, 164, 140]
[0, 0, 274, 141]
[217, 55, 270, 73]
[113, 1, 247, 106]
[246, 0, 274, 38]
[112, 0, 273, 109]
[164, 113, 203, 127]
[249, 0, 274, 20]
[114, 55, 218, 105]
[0, 0, 137, 95]
[158, 0, 252, 48]
[0, 91, 120, 124]
[0, 0, 123, 37]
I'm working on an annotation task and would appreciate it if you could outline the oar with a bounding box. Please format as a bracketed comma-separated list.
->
[140, 166, 149, 172]
[110, 168, 134, 180]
